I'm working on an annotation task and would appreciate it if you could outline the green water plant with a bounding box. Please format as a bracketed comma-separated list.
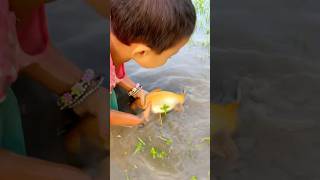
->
[191, 175, 198, 180]
[150, 147, 157, 159]
[124, 170, 130, 180]
[158, 136, 173, 145]
[134, 137, 146, 154]
[159, 104, 170, 126]
[193, 0, 205, 14]
[200, 136, 210, 144]
[150, 147, 168, 160]
[157, 151, 168, 160]
[160, 104, 170, 115]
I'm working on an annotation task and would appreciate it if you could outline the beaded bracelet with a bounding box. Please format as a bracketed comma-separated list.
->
[57, 69, 103, 110]
[68, 75, 104, 109]
[128, 83, 143, 98]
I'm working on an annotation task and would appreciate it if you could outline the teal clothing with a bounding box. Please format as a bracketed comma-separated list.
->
[0, 89, 26, 155]
[110, 89, 118, 110]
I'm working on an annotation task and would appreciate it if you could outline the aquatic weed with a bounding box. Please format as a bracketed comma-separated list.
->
[124, 170, 130, 180]
[160, 104, 170, 115]
[159, 104, 170, 126]
[200, 136, 210, 144]
[150, 147, 168, 160]
[158, 136, 173, 145]
[191, 175, 198, 180]
[134, 137, 146, 154]
[150, 147, 158, 159]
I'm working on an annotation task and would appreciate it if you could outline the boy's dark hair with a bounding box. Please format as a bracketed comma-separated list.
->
[111, 0, 196, 53]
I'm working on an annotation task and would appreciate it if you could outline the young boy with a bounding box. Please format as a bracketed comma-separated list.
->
[110, 0, 196, 126]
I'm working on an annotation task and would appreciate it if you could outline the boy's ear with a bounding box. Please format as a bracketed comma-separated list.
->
[131, 44, 151, 58]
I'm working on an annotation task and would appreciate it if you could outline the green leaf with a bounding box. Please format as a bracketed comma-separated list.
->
[157, 151, 168, 159]
[191, 175, 198, 180]
[134, 137, 146, 154]
[138, 137, 146, 145]
[150, 147, 158, 159]
[158, 136, 173, 146]
[166, 139, 173, 145]
[160, 104, 170, 115]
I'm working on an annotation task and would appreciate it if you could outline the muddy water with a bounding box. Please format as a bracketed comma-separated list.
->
[110, 1, 210, 178]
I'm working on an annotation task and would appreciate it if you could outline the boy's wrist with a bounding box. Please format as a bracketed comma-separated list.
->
[128, 83, 143, 98]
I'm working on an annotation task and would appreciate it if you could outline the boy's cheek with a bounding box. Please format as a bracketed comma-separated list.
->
[134, 56, 167, 69]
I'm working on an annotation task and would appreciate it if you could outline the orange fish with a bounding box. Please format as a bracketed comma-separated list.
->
[212, 100, 240, 160]
[132, 88, 186, 121]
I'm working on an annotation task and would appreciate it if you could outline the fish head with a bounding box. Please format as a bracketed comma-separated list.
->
[178, 92, 186, 104]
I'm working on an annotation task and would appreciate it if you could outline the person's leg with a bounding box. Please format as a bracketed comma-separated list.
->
[0, 88, 26, 155]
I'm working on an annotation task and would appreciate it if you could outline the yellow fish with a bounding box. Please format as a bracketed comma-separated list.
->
[132, 88, 186, 121]
[212, 102, 239, 135]
[212, 101, 240, 160]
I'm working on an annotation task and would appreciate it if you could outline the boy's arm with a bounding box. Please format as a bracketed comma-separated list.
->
[20, 44, 82, 95]
[0, 149, 91, 180]
[20, 44, 107, 139]
[110, 110, 143, 126]
[117, 75, 148, 109]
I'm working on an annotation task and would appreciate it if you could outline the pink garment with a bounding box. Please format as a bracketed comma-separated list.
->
[0, 0, 48, 102]
[110, 55, 126, 93]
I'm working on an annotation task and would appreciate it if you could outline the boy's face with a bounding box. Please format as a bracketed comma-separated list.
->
[133, 38, 190, 68]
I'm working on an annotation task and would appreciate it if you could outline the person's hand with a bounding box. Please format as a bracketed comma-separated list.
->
[72, 87, 107, 145]
[131, 89, 148, 110]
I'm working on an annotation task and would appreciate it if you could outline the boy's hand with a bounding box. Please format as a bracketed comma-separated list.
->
[72, 87, 107, 141]
[131, 89, 148, 110]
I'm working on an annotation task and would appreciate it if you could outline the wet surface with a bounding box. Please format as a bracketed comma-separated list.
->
[213, 0, 320, 179]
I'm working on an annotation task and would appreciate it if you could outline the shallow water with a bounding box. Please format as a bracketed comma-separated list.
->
[110, 1, 210, 178]
[110, 44, 210, 179]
